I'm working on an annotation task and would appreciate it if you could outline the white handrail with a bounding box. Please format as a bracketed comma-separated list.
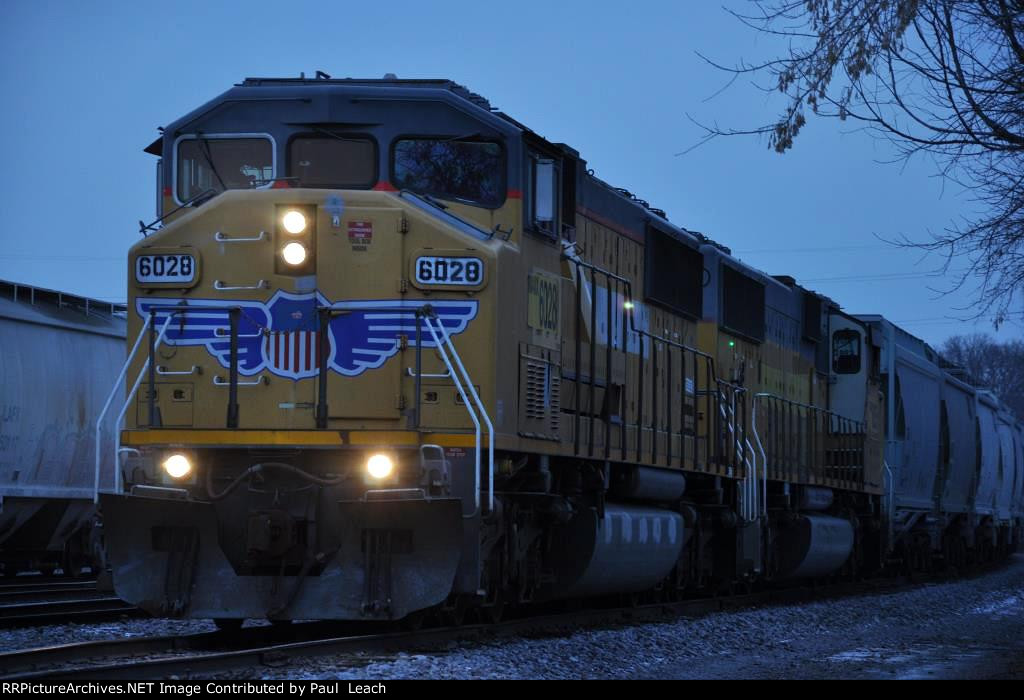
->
[215, 327, 262, 338]
[745, 439, 759, 522]
[215, 230, 267, 242]
[405, 367, 452, 379]
[750, 401, 769, 518]
[422, 316, 484, 517]
[93, 314, 171, 502]
[434, 316, 495, 514]
[719, 391, 759, 521]
[883, 459, 895, 548]
[111, 317, 178, 494]
[214, 279, 269, 291]
[213, 375, 267, 386]
[156, 365, 201, 376]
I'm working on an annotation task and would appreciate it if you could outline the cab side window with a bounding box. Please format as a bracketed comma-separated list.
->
[525, 155, 559, 239]
[832, 329, 862, 374]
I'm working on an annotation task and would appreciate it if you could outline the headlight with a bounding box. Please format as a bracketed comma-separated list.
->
[282, 210, 307, 234]
[282, 242, 307, 265]
[162, 453, 192, 479]
[366, 454, 394, 479]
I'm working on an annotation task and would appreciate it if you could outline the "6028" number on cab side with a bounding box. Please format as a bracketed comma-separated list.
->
[414, 256, 484, 287]
[135, 254, 197, 285]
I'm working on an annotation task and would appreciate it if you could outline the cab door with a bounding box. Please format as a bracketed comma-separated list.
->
[827, 315, 868, 423]
[317, 197, 407, 421]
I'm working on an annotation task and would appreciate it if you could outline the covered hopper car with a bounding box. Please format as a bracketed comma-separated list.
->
[1, 280, 125, 576]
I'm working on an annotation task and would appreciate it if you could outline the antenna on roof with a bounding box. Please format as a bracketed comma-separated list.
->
[316, 70, 331, 80]
[383, 72, 398, 80]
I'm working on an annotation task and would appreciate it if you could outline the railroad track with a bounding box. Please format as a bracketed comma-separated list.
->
[0, 559, 1009, 680]
[0, 580, 101, 604]
[0, 575, 929, 680]
[0, 596, 141, 628]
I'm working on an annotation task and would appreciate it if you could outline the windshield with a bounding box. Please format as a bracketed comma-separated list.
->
[392, 138, 504, 207]
[176, 137, 273, 201]
[288, 134, 376, 188]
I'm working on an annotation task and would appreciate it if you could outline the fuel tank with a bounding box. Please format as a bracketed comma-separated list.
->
[543, 503, 685, 599]
[609, 466, 686, 502]
[774, 514, 854, 580]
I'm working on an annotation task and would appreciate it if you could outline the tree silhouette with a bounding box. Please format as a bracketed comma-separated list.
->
[941, 333, 1024, 417]
[701, 1, 1024, 324]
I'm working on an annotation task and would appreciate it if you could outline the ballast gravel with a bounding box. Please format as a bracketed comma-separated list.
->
[274, 555, 1024, 679]
[4, 556, 1022, 679]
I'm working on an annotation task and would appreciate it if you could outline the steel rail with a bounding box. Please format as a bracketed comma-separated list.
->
[3, 564, 1008, 680]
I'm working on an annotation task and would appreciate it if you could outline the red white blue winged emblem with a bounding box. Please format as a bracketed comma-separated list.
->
[136, 291, 478, 380]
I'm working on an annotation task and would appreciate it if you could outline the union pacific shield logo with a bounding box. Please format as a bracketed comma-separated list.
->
[263, 292, 322, 380]
[136, 291, 477, 381]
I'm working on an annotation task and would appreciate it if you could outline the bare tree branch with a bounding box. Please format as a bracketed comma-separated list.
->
[698, 1, 1024, 322]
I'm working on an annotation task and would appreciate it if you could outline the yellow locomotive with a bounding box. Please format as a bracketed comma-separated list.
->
[96, 76, 1018, 626]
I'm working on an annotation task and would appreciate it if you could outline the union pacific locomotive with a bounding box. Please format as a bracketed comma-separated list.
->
[97, 76, 1024, 626]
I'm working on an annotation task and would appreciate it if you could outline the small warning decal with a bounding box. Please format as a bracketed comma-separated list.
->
[324, 194, 345, 228]
[348, 220, 372, 250]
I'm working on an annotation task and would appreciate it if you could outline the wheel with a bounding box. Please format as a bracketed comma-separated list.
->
[439, 597, 468, 627]
[62, 549, 86, 578]
[478, 593, 505, 624]
[401, 609, 428, 631]
[213, 618, 244, 632]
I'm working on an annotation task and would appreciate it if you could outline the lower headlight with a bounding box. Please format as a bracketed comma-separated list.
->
[366, 454, 394, 479]
[162, 453, 193, 479]
[282, 242, 307, 265]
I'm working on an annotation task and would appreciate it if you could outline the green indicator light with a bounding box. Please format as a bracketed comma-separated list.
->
[728, 340, 736, 347]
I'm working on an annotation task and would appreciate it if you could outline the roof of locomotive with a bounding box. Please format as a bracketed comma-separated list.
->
[0, 279, 126, 338]
[148, 74, 830, 305]
[150, 75, 519, 152]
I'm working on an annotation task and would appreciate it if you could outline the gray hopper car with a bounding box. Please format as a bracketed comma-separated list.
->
[0, 280, 125, 576]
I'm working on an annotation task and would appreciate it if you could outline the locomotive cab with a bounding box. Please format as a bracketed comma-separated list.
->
[103, 78, 530, 621]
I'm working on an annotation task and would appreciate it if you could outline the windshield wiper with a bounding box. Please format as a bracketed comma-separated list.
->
[139, 188, 217, 235]
[442, 131, 482, 142]
[197, 134, 227, 191]
[310, 126, 376, 144]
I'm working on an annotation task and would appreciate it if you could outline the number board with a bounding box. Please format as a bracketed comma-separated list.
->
[135, 251, 198, 287]
[527, 269, 561, 345]
[414, 256, 484, 288]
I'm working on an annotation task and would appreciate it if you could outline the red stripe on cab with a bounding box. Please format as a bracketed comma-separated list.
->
[373, 181, 399, 192]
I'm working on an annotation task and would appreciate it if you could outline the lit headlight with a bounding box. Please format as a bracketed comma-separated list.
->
[366, 454, 394, 479]
[282, 210, 307, 234]
[282, 242, 307, 265]
[162, 453, 192, 479]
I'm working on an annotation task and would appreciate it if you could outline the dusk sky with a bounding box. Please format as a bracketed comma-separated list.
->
[1, 0, 1019, 347]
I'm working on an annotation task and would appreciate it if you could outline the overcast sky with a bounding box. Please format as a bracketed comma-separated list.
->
[1, 0, 1019, 347]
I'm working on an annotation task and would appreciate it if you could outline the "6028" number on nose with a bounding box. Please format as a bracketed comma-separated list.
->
[415, 256, 484, 286]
